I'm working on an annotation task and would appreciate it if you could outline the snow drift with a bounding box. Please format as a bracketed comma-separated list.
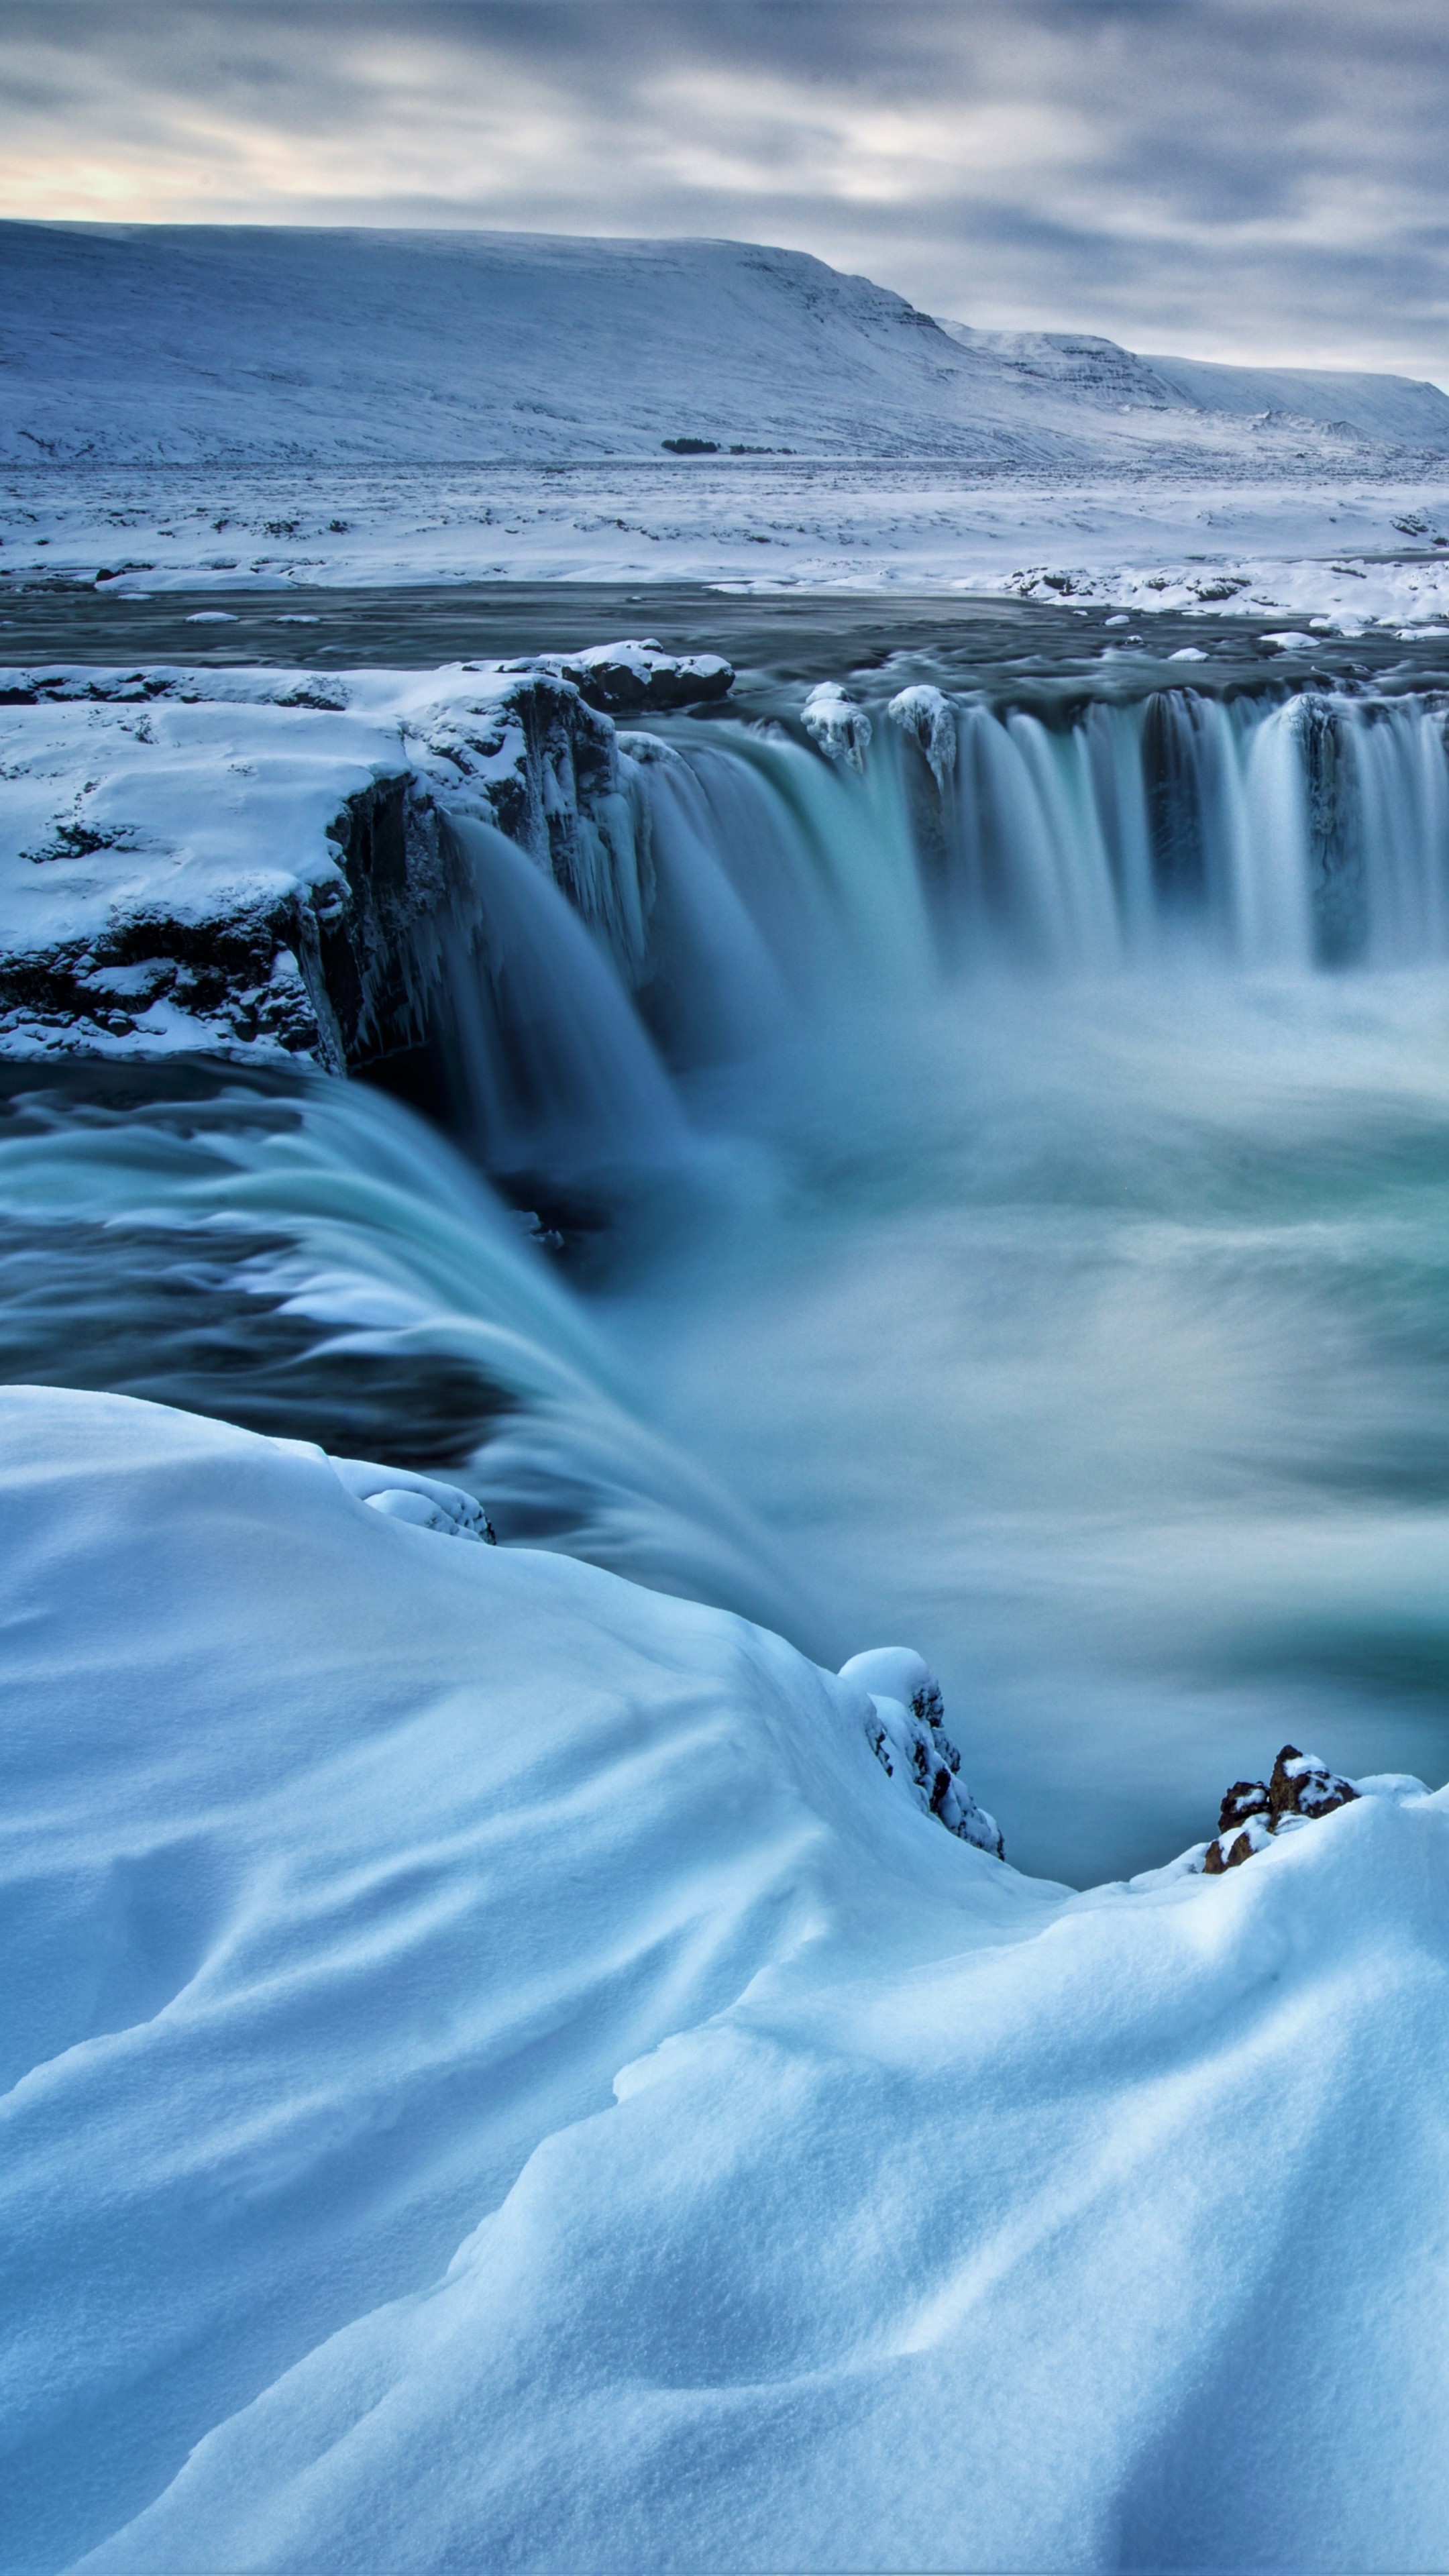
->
[1, 1384, 1446, 2573]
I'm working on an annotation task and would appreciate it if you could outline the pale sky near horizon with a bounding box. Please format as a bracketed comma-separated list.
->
[4, 1, 1448, 384]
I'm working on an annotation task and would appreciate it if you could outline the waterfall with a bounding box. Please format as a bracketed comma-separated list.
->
[434, 814, 688, 1181]
[0, 1059, 803, 1633]
[933, 688, 1449, 975]
[5, 665, 1449, 1876]
[385, 684, 1449, 1167]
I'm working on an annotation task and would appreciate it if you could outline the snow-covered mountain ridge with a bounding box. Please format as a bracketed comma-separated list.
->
[937, 319, 1449, 450]
[5, 221, 1448, 472]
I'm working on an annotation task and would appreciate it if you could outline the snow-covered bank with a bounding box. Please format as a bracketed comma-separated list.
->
[0, 653, 723, 1063]
[1, 1385, 1444, 2573]
[8, 459, 1449, 633]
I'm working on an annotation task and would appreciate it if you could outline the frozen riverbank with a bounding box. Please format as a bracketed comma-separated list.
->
[7, 457, 1449, 633]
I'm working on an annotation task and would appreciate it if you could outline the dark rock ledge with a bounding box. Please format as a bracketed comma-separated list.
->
[0, 645, 733, 1069]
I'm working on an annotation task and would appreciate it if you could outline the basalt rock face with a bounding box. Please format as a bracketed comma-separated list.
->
[307, 774, 450, 1072]
[421, 666, 660, 989]
[1201, 1744, 1359, 1872]
[0, 653, 708, 1068]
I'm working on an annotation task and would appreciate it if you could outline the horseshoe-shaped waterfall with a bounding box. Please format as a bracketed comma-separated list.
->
[5, 669, 1449, 1880]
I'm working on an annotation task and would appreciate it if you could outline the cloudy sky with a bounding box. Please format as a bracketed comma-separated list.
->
[4, 1, 1448, 380]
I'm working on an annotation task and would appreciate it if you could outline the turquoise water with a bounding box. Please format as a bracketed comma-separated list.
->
[7, 678, 1449, 1879]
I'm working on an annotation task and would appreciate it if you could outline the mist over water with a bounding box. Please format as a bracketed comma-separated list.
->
[7, 665, 1449, 1881]
[615, 963, 1449, 1878]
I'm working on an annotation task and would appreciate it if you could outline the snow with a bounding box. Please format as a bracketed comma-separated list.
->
[2, 1383, 1446, 2571]
[886, 683, 958, 787]
[9, 223, 1448, 475]
[7, 455, 1449, 632]
[0, 688, 398, 973]
[1140, 350, 1449, 447]
[802, 680, 871, 767]
[0, 656, 684, 1059]
[5, 225, 1449, 629]
[846, 1644, 1003, 1856]
[327, 1452, 496, 1544]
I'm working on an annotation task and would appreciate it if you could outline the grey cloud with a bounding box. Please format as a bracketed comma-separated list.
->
[1, 1, 1447, 378]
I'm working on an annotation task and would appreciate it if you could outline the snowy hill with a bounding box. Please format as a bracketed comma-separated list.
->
[934, 317, 1449, 451]
[1142, 350, 1449, 446]
[4, 221, 1448, 471]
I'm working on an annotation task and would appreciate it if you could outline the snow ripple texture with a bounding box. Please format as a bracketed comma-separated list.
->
[2, 1387, 1446, 2574]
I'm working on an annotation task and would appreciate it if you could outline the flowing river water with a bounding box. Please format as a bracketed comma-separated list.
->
[6, 608, 1449, 1880]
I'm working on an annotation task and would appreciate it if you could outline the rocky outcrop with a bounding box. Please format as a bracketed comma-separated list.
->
[524, 641, 733, 717]
[1200, 1744, 1359, 1872]
[406, 666, 660, 990]
[0, 649, 731, 1068]
[842, 1646, 1004, 1858]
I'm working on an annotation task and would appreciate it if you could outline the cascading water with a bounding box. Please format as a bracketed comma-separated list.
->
[7, 667, 1449, 1881]
[938, 686, 1449, 969]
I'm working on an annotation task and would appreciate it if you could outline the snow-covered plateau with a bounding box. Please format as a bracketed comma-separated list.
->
[5, 1381, 1448, 2574]
[5, 224, 1449, 629]
[9, 224, 1449, 474]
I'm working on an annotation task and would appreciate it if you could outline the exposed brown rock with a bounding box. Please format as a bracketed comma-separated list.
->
[1218, 1777, 1271, 1835]
[1269, 1744, 1358, 1823]
[1199, 1746, 1358, 1872]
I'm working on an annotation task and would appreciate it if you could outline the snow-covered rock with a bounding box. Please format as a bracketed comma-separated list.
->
[887, 682, 958, 790]
[4, 1385, 1449, 2571]
[1201, 1742, 1360, 1872]
[0, 657, 673, 1061]
[802, 681, 872, 770]
[842, 1644, 1003, 1856]
[528, 639, 734, 715]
